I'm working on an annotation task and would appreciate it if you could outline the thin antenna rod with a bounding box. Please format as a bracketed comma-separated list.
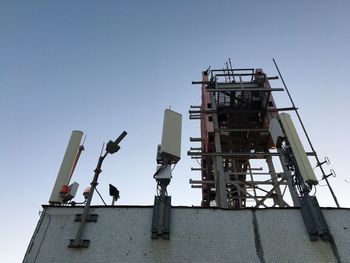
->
[69, 136, 86, 181]
[272, 58, 340, 208]
[100, 143, 105, 157]
[82, 135, 87, 145]
[228, 58, 235, 82]
[69, 144, 85, 181]
[225, 61, 231, 82]
[95, 187, 107, 206]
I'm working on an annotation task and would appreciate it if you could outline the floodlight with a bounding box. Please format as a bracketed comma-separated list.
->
[106, 141, 120, 154]
[109, 184, 120, 199]
[106, 131, 127, 154]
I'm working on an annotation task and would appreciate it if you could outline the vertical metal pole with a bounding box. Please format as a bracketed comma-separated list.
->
[266, 156, 284, 207]
[278, 149, 300, 207]
[211, 81, 228, 208]
[272, 58, 340, 208]
[248, 162, 258, 206]
[70, 153, 106, 247]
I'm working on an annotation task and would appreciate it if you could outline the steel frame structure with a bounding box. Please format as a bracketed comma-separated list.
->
[188, 61, 339, 211]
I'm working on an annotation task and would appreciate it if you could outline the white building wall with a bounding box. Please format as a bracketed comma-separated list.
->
[23, 207, 350, 263]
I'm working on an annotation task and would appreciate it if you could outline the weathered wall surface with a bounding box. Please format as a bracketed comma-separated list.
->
[23, 207, 350, 263]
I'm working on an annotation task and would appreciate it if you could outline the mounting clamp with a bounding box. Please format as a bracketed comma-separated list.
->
[151, 195, 171, 240]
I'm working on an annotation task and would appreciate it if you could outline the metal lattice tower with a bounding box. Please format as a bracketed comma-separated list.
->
[188, 61, 338, 213]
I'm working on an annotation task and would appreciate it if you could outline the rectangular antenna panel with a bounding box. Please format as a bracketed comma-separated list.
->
[269, 117, 284, 147]
[161, 109, 182, 163]
[49, 130, 83, 204]
[279, 113, 318, 185]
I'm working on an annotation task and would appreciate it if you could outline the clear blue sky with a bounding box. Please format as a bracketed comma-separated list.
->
[1, 1, 349, 262]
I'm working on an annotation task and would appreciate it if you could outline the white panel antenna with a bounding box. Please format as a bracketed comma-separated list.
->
[279, 113, 318, 185]
[160, 109, 182, 164]
[49, 130, 84, 204]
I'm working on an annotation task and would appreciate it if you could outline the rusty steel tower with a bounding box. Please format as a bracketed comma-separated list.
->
[187, 60, 339, 240]
[188, 64, 283, 208]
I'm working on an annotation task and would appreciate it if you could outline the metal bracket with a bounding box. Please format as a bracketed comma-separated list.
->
[151, 196, 171, 240]
[278, 149, 332, 241]
[68, 214, 98, 248]
[74, 213, 98, 222]
[300, 194, 331, 241]
[68, 239, 90, 248]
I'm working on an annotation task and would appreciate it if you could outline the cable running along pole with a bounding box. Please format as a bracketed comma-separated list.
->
[272, 58, 340, 208]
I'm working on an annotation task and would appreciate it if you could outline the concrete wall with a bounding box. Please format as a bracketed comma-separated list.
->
[23, 206, 350, 263]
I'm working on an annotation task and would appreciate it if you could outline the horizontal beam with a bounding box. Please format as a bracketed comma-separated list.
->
[206, 88, 284, 92]
[192, 80, 259, 86]
[192, 76, 278, 85]
[189, 179, 287, 186]
[210, 68, 255, 72]
[250, 167, 263, 171]
[189, 167, 264, 171]
[228, 172, 274, 175]
[189, 107, 297, 114]
[189, 137, 203, 142]
[192, 81, 212, 85]
[188, 151, 316, 157]
[190, 179, 214, 184]
[190, 147, 202, 150]
[213, 73, 257, 77]
[188, 151, 280, 157]
[214, 74, 278, 80]
[214, 128, 269, 132]
[191, 168, 203, 171]
[217, 82, 259, 88]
